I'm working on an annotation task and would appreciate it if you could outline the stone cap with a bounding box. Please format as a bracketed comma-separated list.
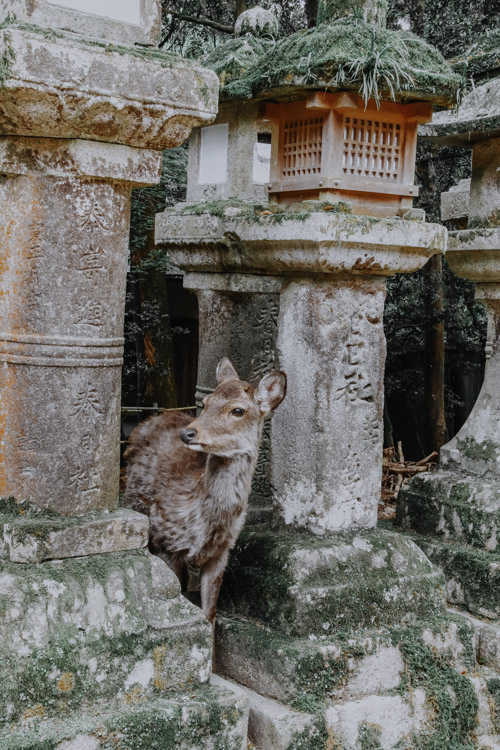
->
[234, 7, 278, 37]
[446, 228, 500, 282]
[214, 18, 459, 106]
[452, 29, 500, 85]
[0, 23, 219, 149]
[155, 205, 446, 277]
[0, 0, 161, 46]
[420, 77, 500, 146]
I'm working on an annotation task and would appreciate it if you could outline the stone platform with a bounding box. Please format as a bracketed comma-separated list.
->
[213, 524, 499, 749]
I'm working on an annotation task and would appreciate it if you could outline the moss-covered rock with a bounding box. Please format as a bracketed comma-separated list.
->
[0, 551, 212, 725]
[406, 533, 500, 620]
[453, 29, 500, 83]
[397, 471, 500, 552]
[0, 685, 248, 749]
[219, 526, 444, 635]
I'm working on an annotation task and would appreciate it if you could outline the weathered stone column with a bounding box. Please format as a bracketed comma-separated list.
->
[272, 274, 386, 532]
[0, 138, 160, 514]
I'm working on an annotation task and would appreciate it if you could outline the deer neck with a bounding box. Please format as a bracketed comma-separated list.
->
[203, 450, 258, 518]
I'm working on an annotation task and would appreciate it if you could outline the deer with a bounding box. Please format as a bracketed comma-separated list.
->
[124, 357, 286, 625]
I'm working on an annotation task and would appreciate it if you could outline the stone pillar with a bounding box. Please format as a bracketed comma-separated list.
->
[272, 274, 386, 533]
[184, 271, 282, 510]
[0, 138, 160, 514]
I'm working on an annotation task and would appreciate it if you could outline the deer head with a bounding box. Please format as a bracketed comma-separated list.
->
[180, 358, 286, 458]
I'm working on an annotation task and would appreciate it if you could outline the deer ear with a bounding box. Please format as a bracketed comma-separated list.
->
[216, 357, 239, 384]
[256, 371, 287, 414]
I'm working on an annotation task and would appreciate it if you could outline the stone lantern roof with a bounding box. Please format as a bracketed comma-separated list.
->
[204, 14, 460, 107]
[452, 29, 500, 85]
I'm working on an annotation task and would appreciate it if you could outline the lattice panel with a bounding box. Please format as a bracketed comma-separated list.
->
[281, 117, 323, 178]
[342, 117, 402, 181]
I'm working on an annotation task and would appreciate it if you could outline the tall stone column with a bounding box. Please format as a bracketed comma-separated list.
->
[272, 274, 386, 532]
[0, 138, 160, 514]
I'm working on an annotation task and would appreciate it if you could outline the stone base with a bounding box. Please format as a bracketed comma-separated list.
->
[0, 548, 217, 729]
[0, 687, 248, 750]
[0, 497, 149, 562]
[405, 532, 500, 621]
[215, 612, 498, 749]
[219, 526, 445, 636]
[397, 472, 500, 552]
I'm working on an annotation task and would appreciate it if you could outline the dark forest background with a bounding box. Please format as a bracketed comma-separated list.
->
[123, 0, 500, 459]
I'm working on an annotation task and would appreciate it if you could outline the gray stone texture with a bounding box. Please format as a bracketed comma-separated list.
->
[469, 138, 500, 227]
[186, 100, 272, 203]
[441, 177, 470, 223]
[0, 500, 149, 563]
[0, 25, 218, 149]
[272, 275, 386, 531]
[0, 0, 162, 45]
[0, 138, 160, 514]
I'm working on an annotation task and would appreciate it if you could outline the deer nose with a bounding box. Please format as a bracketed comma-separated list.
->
[180, 428, 197, 444]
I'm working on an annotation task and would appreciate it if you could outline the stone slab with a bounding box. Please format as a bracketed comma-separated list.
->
[156, 208, 447, 276]
[215, 612, 476, 707]
[420, 77, 500, 146]
[0, 0, 161, 46]
[406, 532, 500, 620]
[218, 527, 445, 636]
[453, 609, 500, 673]
[0, 550, 217, 725]
[0, 685, 248, 749]
[0, 24, 218, 149]
[397, 471, 500, 552]
[441, 178, 470, 222]
[211, 674, 319, 750]
[0, 499, 149, 562]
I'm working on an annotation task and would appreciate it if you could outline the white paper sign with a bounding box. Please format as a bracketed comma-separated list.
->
[48, 0, 142, 24]
[199, 123, 229, 185]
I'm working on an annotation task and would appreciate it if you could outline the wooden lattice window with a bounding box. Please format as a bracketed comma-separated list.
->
[342, 116, 402, 182]
[282, 116, 323, 178]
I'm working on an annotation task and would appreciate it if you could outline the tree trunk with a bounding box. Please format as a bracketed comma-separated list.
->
[305, 0, 319, 26]
[424, 253, 448, 453]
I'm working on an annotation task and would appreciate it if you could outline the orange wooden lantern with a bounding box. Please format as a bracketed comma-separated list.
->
[264, 91, 432, 217]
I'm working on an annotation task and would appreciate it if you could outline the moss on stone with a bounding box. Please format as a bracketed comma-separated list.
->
[201, 35, 273, 88]
[453, 29, 500, 82]
[456, 436, 497, 463]
[220, 18, 459, 104]
[173, 198, 352, 224]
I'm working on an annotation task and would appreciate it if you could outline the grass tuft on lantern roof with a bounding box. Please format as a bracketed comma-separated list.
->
[213, 17, 460, 107]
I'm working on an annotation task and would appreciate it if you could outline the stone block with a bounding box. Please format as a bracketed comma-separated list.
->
[215, 612, 476, 707]
[0, 685, 249, 749]
[0, 0, 161, 46]
[441, 178, 471, 222]
[0, 550, 218, 726]
[397, 471, 500, 552]
[455, 610, 500, 673]
[219, 527, 444, 636]
[325, 690, 431, 750]
[0, 24, 218, 149]
[211, 674, 320, 750]
[408, 533, 500, 620]
[0, 499, 149, 562]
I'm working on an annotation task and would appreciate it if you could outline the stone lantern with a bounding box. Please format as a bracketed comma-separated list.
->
[0, 3, 250, 747]
[155, 7, 498, 747]
[398, 39, 500, 629]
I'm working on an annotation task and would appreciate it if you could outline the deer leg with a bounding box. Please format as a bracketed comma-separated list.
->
[200, 550, 229, 625]
[200, 551, 229, 674]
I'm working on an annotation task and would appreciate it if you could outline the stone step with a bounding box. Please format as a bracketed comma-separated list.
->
[397, 471, 500, 552]
[219, 526, 445, 635]
[403, 531, 500, 620]
[211, 674, 321, 750]
[215, 612, 477, 708]
[0, 684, 249, 750]
[450, 608, 500, 673]
[0, 550, 212, 726]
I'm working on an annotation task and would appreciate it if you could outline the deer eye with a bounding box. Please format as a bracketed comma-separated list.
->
[231, 408, 245, 417]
